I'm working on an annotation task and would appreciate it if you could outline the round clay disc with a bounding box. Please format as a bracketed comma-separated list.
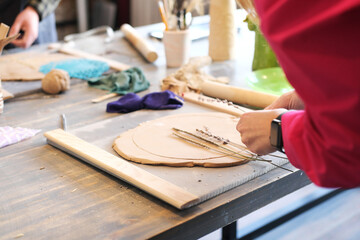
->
[113, 112, 251, 167]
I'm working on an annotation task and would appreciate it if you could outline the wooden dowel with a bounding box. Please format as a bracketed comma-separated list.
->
[120, 24, 158, 63]
[92, 92, 119, 103]
[48, 43, 131, 71]
[183, 92, 251, 117]
[200, 80, 278, 109]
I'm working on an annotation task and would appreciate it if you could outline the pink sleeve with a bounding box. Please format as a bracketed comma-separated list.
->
[282, 111, 360, 188]
[255, 0, 360, 187]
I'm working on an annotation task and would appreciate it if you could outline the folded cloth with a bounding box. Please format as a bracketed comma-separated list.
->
[40, 59, 109, 79]
[0, 126, 41, 148]
[107, 90, 183, 113]
[87, 67, 150, 94]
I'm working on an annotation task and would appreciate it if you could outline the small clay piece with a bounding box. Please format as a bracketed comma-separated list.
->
[42, 69, 70, 94]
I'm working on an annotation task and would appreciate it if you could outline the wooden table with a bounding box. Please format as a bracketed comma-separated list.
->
[0, 14, 311, 239]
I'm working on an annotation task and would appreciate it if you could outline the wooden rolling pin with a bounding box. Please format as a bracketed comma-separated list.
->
[120, 24, 158, 63]
[200, 80, 278, 109]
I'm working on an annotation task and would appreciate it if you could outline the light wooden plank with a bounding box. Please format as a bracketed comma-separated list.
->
[91, 92, 118, 103]
[1, 88, 14, 100]
[48, 43, 131, 71]
[0, 23, 9, 39]
[44, 129, 199, 209]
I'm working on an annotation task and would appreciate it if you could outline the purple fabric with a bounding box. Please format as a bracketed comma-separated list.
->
[0, 126, 41, 148]
[106, 90, 183, 113]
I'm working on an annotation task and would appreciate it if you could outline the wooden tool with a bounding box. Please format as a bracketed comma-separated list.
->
[44, 129, 199, 210]
[183, 92, 251, 117]
[120, 24, 158, 63]
[48, 43, 131, 71]
[1, 88, 14, 100]
[91, 92, 118, 103]
[200, 80, 278, 109]
[0, 23, 9, 39]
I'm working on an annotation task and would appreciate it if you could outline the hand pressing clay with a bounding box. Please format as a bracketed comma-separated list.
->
[42, 69, 70, 94]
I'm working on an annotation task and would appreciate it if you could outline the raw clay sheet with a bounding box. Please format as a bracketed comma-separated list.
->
[0, 51, 76, 81]
[68, 109, 289, 204]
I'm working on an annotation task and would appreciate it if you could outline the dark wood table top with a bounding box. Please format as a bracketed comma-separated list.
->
[0, 14, 310, 239]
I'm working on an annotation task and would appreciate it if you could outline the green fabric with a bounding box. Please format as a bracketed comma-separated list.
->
[87, 67, 150, 95]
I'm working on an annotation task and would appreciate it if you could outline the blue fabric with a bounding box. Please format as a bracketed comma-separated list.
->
[39, 59, 109, 79]
[106, 90, 184, 113]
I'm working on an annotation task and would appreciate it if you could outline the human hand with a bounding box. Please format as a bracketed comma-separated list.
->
[9, 6, 39, 48]
[236, 109, 287, 155]
[265, 90, 304, 110]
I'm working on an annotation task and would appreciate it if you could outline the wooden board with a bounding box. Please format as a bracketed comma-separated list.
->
[44, 129, 199, 210]
[44, 111, 289, 209]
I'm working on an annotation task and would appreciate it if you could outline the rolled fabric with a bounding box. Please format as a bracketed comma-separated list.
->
[106, 90, 183, 113]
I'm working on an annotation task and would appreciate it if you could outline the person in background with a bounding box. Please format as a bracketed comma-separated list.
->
[236, 0, 360, 188]
[0, 0, 61, 48]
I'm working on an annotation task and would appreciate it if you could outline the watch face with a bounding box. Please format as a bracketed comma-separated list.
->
[270, 119, 282, 148]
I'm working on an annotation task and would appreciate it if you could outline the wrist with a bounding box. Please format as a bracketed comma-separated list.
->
[24, 5, 40, 21]
[270, 111, 288, 152]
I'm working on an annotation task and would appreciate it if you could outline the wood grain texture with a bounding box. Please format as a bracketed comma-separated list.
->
[44, 129, 199, 209]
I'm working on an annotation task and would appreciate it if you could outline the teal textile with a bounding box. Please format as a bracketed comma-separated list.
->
[87, 67, 150, 94]
[39, 59, 109, 79]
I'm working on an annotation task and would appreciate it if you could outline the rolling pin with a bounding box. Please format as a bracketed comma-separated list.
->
[120, 24, 158, 63]
[200, 80, 278, 109]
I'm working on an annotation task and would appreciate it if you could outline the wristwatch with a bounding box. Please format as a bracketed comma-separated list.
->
[270, 112, 287, 152]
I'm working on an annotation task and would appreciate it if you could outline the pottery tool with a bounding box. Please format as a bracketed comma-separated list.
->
[0, 23, 9, 39]
[157, 0, 169, 30]
[60, 114, 67, 131]
[200, 80, 278, 109]
[120, 24, 158, 63]
[48, 43, 131, 71]
[1, 88, 14, 100]
[44, 129, 199, 209]
[91, 92, 118, 103]
[0, 23, 18, 108]
[183, 91, 251, 116]
[64, 25, 114, 43]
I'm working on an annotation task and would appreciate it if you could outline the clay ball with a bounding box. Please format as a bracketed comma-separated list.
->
[42, 69, 70, 94]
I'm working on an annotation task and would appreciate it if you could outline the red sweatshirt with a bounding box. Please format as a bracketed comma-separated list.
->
[254, 0, 360, 187]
